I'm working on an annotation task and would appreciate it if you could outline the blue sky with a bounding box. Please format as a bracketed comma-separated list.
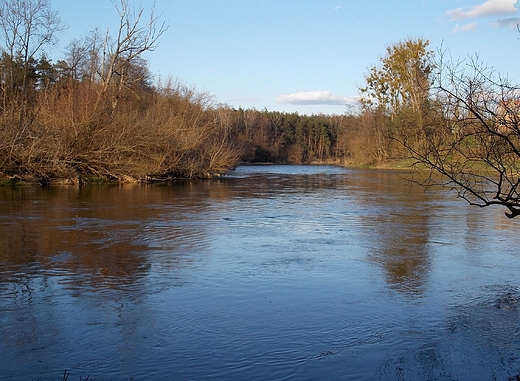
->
[50, 0, 520, 115]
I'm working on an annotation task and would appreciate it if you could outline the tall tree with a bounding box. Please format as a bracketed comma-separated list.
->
[360, 38, 433, 118]
[359, 39, 434, 162]
[0, 0, 65, 165]
[99, 0, 167, 97]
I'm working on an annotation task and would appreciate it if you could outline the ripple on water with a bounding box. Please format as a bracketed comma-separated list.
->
[378, 283, 520, 381]
[2, 166, 520, 380]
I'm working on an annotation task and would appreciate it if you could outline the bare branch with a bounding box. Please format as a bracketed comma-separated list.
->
[101, 0, 168, 93]
[396, 49, 520, 217]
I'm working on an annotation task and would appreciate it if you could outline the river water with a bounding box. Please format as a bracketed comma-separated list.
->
[1, 165, 520, 380]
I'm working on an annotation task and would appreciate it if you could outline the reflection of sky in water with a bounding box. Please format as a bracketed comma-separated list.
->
[1, 166, 520, 380]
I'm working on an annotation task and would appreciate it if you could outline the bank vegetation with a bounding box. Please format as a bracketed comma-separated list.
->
[0, 0, 429, 186]
[2, 0, 520, 218]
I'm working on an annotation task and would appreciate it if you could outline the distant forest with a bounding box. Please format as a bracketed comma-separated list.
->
[0, 0, 413, 184]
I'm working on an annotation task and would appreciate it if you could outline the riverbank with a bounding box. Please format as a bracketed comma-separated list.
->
[0, 159, 420, 186]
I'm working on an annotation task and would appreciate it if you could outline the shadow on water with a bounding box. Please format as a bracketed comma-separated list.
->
[376, 284, 520, 381]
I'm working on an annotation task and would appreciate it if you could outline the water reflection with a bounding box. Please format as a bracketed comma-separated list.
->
[351, 170, 434, 295]
[0, 183, 223, 291]
[1, 166, 520, 380]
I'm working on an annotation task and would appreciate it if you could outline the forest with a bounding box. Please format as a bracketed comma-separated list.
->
[0, 0, 418, 185]
[3, 0, 520, 219]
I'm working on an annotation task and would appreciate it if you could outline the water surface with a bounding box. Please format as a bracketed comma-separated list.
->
[1, 165, 520, 380]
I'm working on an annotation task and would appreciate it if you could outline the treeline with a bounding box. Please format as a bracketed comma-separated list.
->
[0, 0, 407, 185]
[212, 107, 405, 166]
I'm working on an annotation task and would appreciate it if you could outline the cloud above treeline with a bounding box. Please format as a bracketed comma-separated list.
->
[446, 0, 519, 32]
[446, 0, 517, 20]
[453, 21, 479, 32]
[276, 91, 359, 106]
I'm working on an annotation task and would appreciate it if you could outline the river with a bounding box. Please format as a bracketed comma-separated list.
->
[1, 165, 520, 380]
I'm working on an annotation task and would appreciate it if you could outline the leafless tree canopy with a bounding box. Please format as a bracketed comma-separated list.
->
[396, 52, 520, 218]
[0, 0, 241, 183]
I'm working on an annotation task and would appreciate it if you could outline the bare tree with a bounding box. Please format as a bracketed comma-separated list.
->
[99, 0, 167, 97]
[398, 51, 520, 218]
[0, 0, 65, 81]
[64, 30, 104, 82]
[0, 0, 66, 165]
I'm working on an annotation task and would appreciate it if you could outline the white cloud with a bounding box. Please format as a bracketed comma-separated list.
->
[446, 0, 517, 20]
[453, 21, 479, 32]
[276, 91, 359, 106]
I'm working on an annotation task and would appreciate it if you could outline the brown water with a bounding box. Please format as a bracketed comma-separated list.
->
[1, 165, 520, 380]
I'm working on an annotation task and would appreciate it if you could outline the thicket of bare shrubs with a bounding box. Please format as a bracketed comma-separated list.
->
[0, 75, 242, 184]
[0, 0, 242, 184]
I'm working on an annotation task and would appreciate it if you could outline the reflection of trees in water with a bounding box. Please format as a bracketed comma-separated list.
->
[0, 182, 230, 290]
[0, 182, 227, 364]
[366, 211, 431, 296]
[356, 170, 433, 296]
[0, 187, 149, 289]
[232, 168, 436, 296]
